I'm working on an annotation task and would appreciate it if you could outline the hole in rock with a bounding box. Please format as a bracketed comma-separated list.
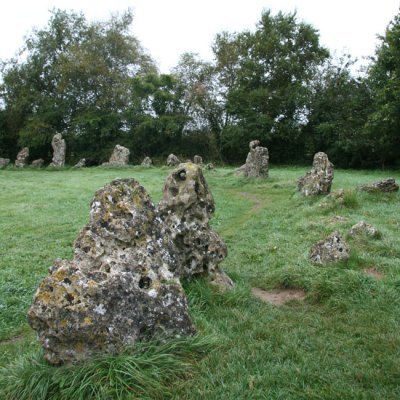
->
[177, 170, 186, 181]
[65, 293, 75, 304]
[139, 276, 152, 289]
[169, 187, 179, 197]
[63, 277, 72, 285]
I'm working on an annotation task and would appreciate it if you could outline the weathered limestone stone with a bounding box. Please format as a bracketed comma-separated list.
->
[74, 158, 86, 168]
[141, 156, 152, 166]
[193, 155, 203, 165]
[0, 158, 10, 168]
[298, 152, 334, 196]
[166, 154, 180, 167]
[235, 140, 269, 178]
[350, 221, 379, 238]
[28, 178, 195, 365]
[359, 178, 399, 193]
[157, 162, 233, 289]
[49, 133, 66, 167]
[31, 159, 44, 167]
[102, 145, 130, 166]
[310, 231, 350, 265]
[15, 147, 29, 168]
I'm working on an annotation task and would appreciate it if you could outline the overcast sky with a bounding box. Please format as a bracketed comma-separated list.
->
[0, 1, 399, 72]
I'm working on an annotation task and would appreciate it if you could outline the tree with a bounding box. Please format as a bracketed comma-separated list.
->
[364, 10, 400, 168]
[213, 10, 329, 163]
[0, 9, 155, 162]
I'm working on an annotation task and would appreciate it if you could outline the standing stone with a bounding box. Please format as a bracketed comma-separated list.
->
[74, 158, 86, 168]
[15, 147, 29, 168]
[206, 163, 215, 170]
[0, 158, 10, 169]
[193, 155, 203, 165]
[349, 221, 380, 238]
[298, 152, 334, 196]
[157, 162, 233, 288]
[309, 231, 350, 265]
[102, 145, 130, 166]
[235, 140, 269, 178]
[166, 154, 180, 167]
[359, 178, 399, 193]
[49, 133, 66, 167]
[28, 178, 195, 365]
[141, 156, 152, 166]
[31, 159, 44, 167]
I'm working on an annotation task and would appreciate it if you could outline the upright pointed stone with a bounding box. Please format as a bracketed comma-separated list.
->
[49, 133, 66, 167]
[15, 147, 29, 168]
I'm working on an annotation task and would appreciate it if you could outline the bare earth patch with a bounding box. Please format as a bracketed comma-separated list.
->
[363, 267, 383, 280]
[0, 334, 23, 345]
[328, 215, 349, 224]
[252, 287, 306, 305]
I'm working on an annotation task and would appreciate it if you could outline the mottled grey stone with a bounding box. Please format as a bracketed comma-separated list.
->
[31, 159, 44, 167]
[235, 140, 269, 178]
[298, 152, 334, 196]
[166, 154, 180, 167]
[157, 162, 233, 289]
[102, 145, 130, 166]
[206, 163, 215, 170]
[310, 231, 350, 265]
[49, 133, 66, 167]
[0, 158, 10, 169]
[28, 178, 195, 365]
[350, 221, 380, 238]
[359, 178, 399, 193]
[15, 147, 29, 168]
[193, 155, 203, 165]
[141, 156, 152, 166]
[74, 158, 86, 168]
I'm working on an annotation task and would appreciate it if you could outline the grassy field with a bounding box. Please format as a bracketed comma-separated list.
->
[0, 165, 400, 399]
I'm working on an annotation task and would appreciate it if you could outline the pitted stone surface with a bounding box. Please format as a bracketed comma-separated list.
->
[31, 159, 44, 167]
[28, 178, 195, 365]
[235, 140, 269, 178]
[157, 162, 232, 288]
[166, 154, 180, 167]
[49, 133, 66, 167]
[141, 156, 152, 166]
[15, 147, 29, 167]
[0, 158, 10, 168]
[103, 145, 130, 166]
[193, 155, 203, 165]
[359, 178, 399, 193]
[309, 231, 350, 265]
[298, 152, 334, 196]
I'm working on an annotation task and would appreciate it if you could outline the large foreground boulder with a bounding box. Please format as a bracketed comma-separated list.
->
[309, 231, 350, 265]
[298, 152, 334, 196]
[28, 179, 195, 365]
[157, 162, 232, 288]
[359, 178, 399, 193]
[49, 133, 66, 167]
[102, 145, 130, 166]
[15, 147, 29, 167]
[235, 140, 269, 178]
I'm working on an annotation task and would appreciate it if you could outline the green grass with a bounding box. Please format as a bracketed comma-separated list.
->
[1, 165, 400, 399]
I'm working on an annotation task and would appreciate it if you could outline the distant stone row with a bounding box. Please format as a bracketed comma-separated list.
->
[0, 134, 210, 169]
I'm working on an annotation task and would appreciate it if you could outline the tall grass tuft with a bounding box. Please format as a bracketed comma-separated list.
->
[0, 335, 216, 400]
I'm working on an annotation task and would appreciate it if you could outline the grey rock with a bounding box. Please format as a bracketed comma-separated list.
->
[235, 140, 269, 178]
[157, 162, 231, 288]
[359, 178, 399, 193]
[0, 158, 10, 168]
[310, 231, 350, 265]
[298, 152, 334, 196]
[350, 221, 379, 238]
[166, 154, 180, 167]
[102, 145, 130, 166]
[206, 163, 215, 170]
[15, 147, 29, 168]
[141, 156, 152, 166]
[28, 178, 195, 365]
[49, 133, 66, 167]
[193, 155, 203, 165]
[74, 158, 86, 168]
[31, 159, 44, 167]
